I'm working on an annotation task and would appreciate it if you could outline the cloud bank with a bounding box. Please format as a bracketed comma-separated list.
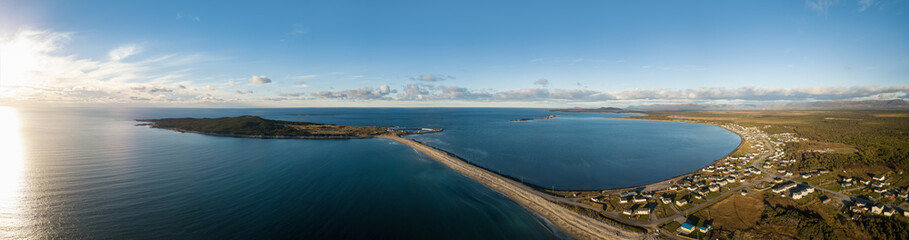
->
[310, 85, 908, 103]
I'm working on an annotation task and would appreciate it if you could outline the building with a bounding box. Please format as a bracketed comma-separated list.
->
[622, 209, 632, 215]
[772, 181, 798, 193]
[699, 224, 712, 233]
[676, 198, 688, 206]
[883, 207, 896, 217]
[660, 196, 672, 204]
[619, 198, 629, 204]
[633, 195, 647, 203]
[678, 222, 695, 234]
[872, 205, 884, 214]
[873, 174, 886, 181]
[635, 208, 651, 215]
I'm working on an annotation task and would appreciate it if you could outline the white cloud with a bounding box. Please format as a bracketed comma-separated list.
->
[312, 85, 396, 100]
[858, 0, 874, 11]
[0, 28, 231, 104]
[109, 44, 140, 61]
[249, 75, 272, 84]
[411, 74, 453, 82]
[292, 74, 318, 80]
[534, 78, 549, 86]
[806, 0, 837, 14]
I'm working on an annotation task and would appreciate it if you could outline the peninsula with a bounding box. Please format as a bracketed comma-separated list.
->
[136, 115, 441, 139]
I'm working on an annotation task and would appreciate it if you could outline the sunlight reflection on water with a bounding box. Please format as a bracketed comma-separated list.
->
[0, 106, 27, 238]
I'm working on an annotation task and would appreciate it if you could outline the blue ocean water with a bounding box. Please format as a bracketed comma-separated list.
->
[0, 107, 739, 239]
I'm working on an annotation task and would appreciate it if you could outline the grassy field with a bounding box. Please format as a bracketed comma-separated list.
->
[634, 110, 909, 239]
[626, 110, 909, 188]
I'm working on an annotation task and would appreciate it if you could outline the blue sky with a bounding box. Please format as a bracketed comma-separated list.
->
[0, 0, 907, 107]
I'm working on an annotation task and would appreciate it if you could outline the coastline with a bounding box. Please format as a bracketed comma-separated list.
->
[379, 135, 646, 240]
[138, 114, 744, 237]
[583, 116, 747, 193]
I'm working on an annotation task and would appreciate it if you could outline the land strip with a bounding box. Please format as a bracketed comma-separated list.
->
[379, 135, 649, 240]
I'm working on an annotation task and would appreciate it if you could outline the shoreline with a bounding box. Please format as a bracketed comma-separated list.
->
[578, 116, 747, 192]
[379, 135, 646, 240]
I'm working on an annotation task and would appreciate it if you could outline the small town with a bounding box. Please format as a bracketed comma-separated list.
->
[547, 121, 909, 239]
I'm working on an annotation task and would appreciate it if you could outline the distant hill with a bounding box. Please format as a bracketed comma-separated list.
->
[551, 107, 630, 113]
[624, 99, 909, 111]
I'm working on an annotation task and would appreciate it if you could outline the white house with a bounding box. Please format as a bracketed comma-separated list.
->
[871, 205, 884, 214]
[676, 199, 688, 206]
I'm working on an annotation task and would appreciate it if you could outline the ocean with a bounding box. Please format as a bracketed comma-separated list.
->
[0, 107, 739, 239]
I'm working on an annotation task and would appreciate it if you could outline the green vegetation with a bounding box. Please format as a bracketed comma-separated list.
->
[624, 110, 909, 188]
[757, 204, 837, 240]
[858, 217, 909, 240]
[138, 115, 389, 138]
[660, 221, 681, 233]
[550, 201, 648, 233]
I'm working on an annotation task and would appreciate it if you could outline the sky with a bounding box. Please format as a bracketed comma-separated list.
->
[0, 0, 907, 107]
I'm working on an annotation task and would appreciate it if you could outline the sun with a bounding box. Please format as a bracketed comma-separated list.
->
[0, 31, 45, 89]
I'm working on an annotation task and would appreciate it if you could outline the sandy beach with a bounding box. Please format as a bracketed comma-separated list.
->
[380, 135, 650, 240]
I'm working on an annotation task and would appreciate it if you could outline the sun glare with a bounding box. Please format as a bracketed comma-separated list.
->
[0, 106, 26, 238]
[0, 31, 44, 90]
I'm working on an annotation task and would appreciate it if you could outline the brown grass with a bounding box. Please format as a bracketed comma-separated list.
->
[873, 113, 909, 117]
[692, 192, 765, 231]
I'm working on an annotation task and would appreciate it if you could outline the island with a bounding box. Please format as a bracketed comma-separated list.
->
[509, 114, 557, 122]
[136, 115, 441, 139]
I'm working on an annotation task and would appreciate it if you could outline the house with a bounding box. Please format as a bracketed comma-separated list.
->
[678, 222, 696, 234]
[772, 181, 798, 193]
[873, 174, 886, 181]
[619, 198, 629, 204]
[904, 210, 909, 217]
[633, 195, 648, 203]
[872, 205, 885, 214]
[773, 177, 784, 183]
[820, 195, 831, 203]
[699, 224, 712, 233]
[669, 185, 678, 191]
[884, 192, 895, 199]
[635, 208, 651, 215]
[840, 182, 854, 187]
[676, 198, 688, 206]
[874, 188, 887, 193]
[660, 196, 672, 204]
[842, 177, 853, 182]
[709, 184, 720, 192]
[883, 207, 896, 217]
[741, 190, 748, 196]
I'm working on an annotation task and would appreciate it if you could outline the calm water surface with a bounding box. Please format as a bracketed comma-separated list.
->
[0, 107, 739, 239]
